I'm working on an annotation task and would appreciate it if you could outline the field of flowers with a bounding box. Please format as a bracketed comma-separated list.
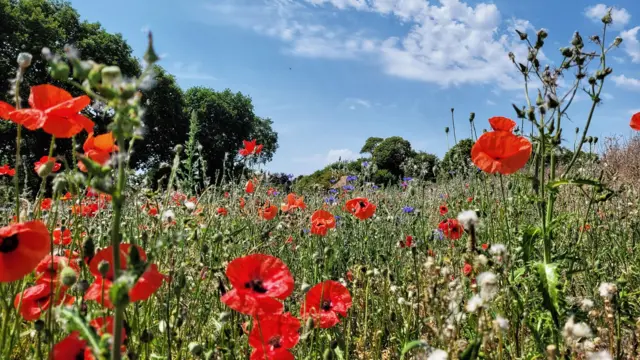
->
[2, 11, 640, 360]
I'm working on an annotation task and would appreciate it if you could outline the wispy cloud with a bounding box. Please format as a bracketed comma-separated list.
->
[584, 4, 631, 29]
[170, 62, 216, 81]
[611, 74, 640, 90]
[486, 99, 496, 106]
[621, 26, 640, 63]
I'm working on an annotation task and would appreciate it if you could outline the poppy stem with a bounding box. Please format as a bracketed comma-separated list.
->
[13, 71, 22, 223]
[34, 136, 56, 220]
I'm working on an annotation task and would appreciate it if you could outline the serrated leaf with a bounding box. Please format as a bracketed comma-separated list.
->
[534, 262, 562, 328]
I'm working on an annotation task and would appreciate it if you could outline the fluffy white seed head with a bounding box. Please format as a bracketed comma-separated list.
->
[457, 210, 478, 230]
[598, 282, 617, 299]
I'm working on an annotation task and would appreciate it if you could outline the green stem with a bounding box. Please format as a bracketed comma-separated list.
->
[34, 136, 56, 219]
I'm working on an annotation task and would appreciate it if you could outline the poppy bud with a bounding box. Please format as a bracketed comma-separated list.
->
[61, 267, 77, 287]
[601, 10, 613, 24]
[188, 343, 203, 356]
[512, 104, 525, 119]
[90, 177, 113, 194]
[76, 279, 89, 294]
[174, 144, 184, 154]
[613, 37, 623, 47]
[37, 160, 55, 178]
[469, 112, 475, 122]
[539, 105, 546, 116]
[98, 261, 110, 277]
[140, 329, 154, 343]
[546, 94, 559, 109]
[444, 127, 449, 134]
[144, 32, 160, 65]
[588, 76, 597, 85]
[537, 28, 548, 40]
[213, 233, 223, 243]
[73, 60, 93, 81]
[17, 52, 33, 69]
[515, 29, 527, 40]
[575, 127, 580, 134]
[593, 137, 599, 144]
[571, 32, 583, 48]
[301, 282, 312, 293]
[323, 246, 334, 257]
[508, 52, 515, 63]
[53, 174, 68, 194]
[50, 61, 70, 81]
[536, 90, 544, 106]
[88, 64, 105, 87]
[101, 66, 122, 87]
[109, 276, 132, 307]
[575, 55, 585, 66]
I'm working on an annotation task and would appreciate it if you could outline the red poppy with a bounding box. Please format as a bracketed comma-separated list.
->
[481, 243, 489, 251]
[463, 263, 473, 276]
[0, 164, 16, 177]
[34, 156, 61, 174]
[579, 224, 592, 233]
[471, 130, 532, 175]
[240, 197, 246, 209]
[345, 197, 376, 220]
[35, 255, 80, 285]
[14, 282, 74, 320]
[301, 280, 352, 328]
[259, 202, 278, 221]
[0, 221, 51, 283]
[71, 203, 99, 217]
[84, 245, 165, 308]
[78, 132, 118, 172]
[281, 193, 306, 212]
[221, 254, 294, 316]
[438, 219, 464, 240]
[439, 204, 448, 216]
[52, 227, 72, 246]
[217, 207, 229, 216]
[52, 316, 125, 360]
[489, 116, 517, 132]
[245, 180, 255, 194]
[224, 191, 230, 198]
[346, 270, 354, 282]
[239, 139, 264, 157]
[40, 198, 53, 211]
[467, 197, 474, 203]
[249, 312, 300, 360]
[631, 112, 640, 131]
[61, 192, 73, 201]
[266, 187, 276, 196]
[310, 210, 336, 236]
[142, 204, 158, 216]
[171, 192, 187, 205]
[399, 235, 413, 248]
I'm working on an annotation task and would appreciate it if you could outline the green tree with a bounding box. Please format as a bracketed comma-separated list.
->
[406, 151, 439, 182]
[183, 87, 278, 181]
[441, 138, 474, 175]
[372, 136, 413, 177]
[360, 136, 384, 155]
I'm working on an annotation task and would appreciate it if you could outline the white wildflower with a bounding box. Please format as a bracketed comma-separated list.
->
[476, 254, 488, 266]
[580, 298, 594, 311]
[563, 316, 592, 342]
[587, 351, 612, 360]
[598, 282, 617, 299]
[184, 201, 196, 210]
[572, 322, 592, 338]
[17, 52, 33, 69]
[457, 210, 478, 230]
[489, 244, 507, 256]
[428, 349, 448, 360]
[477, 272, 499, 301]
[466, 294, 484, 313]
[161, 209, 175, 223]
[494, 316, 509, 331]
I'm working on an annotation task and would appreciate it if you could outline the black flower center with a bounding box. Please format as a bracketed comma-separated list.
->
[321, 299, 332, 311]
[359, 201, 366, 208]
[268, 335, 282, 349]
[245, 279, 268, 294]
[0, 234, 19, 253]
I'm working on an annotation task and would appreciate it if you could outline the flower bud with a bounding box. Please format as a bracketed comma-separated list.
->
[536, 90, 544, 106]
[50, 61, 70, 81]
[546, 94, 559, 109]
[613, 37, 623, 47]
[218, 312, 232, 324]
[588, 76, 597, 85]
[515, 29, 527, 41]
[537, 29, 548, 40]
[109, 276, 132, 307]
[76, 279, 89, 294]
[560, 47, 573, 57]
[83, 237, 95, 264]
[73, 60, 94, 82]
[101, 66, 122, 87]
[60, 266, 78, 287]
[571, 32, 584, 48]
[17, 53, 33, 69]
[34, 320, 45, 332]
[37, 160, 55, 178]
[469, 112, 475, 122]
[444, 127, 450, 134]
[575, 127, 580, 134]
[188, 342, 203, 356]
[53, 175, 68, 194]
[601, 10, 613, 24]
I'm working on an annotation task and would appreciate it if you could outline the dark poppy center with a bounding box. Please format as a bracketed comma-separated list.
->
[359, 201, 366, 208]
[244, 279, 268, 294]
[0, 234, 19, 253]
[321, 299, 332, 311]
[268, 335, 282, 349]
[47, 263, 57, 275]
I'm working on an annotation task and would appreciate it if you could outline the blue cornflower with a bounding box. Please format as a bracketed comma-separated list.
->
[346, 175, 357, 182]
[403, 177, 413, 182]
[362, 161, 369, 167]
[328, 189, 338, 194]
[342, 185, 354, 191]
[329, 178, 337, 184]
[435, 229, 444, 240]
[371, 184, 379, 190]
[272, 190, 280, 196]
[287, 173, 295, 181]
[324, 196, 337, 204]
[403, 206, 414, 214]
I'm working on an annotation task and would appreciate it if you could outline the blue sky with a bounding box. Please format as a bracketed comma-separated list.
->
[68, 0, 640, 175]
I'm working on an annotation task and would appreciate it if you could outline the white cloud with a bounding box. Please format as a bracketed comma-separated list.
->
[171, 62, 216, 81]
[601, 92, 614, 100]
[584, 4, 630, 29]
[621, 27, 640, 63]
[344, 97, 372, 109]
[486, 99, 496, 105]
[611, 74, 640, 90]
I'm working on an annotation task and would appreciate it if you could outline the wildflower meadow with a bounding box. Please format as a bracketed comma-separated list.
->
[2, 2, 640, 360]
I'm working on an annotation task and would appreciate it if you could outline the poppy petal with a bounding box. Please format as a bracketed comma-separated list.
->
[0, 221, 51, 283]
[631, 112, 640, 131]
[0, 101, 16, 120]
[8, 109, 46, 130]
[488, 116, 516, 132]
[46, 95, 91, 117]
[29, 85, 73, 110]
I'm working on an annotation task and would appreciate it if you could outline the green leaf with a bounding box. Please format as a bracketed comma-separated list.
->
[534, 262, 562, 328]
[400, 340, 429, 359]
[546, 177, 602, 190]
[520, 226, 541, 263]
[459, 338, 481, 360]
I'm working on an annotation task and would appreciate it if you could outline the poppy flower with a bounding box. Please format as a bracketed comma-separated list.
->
[399, 235, 413, 248]
[631, 112, 640, 131]
[239, 139, 264, 157]
[35, 255, 80, 285]
[217, 207, 229, 216]
[467, 197, 474, 203]
[171, 192, 187, 205]
[438, 219, 464, 240]
[142, 204, 158, 216]
[489, 116, 517, 132]
[471, 130, 532, 175]
[52, 316, 126, 360]
[301, 280, 352, 328]
[245, 180, 255, 194]
[463, 263, 473, 276]
[2, 85, 94, 137]
[14, 282, 74, 320]
[0, 164, 15, 176]
[40, 198, 53, 211]
[61, 192, 73, 201]
[345, 197, 376, 220]
[439, 204, 448, 216]
[249, 313, 300, 360]
[310, 210, 336, 236]
[266, 187, 276, 196]
[220, 254, 294, 316]
[84, 245, 165, 308]
[0, 221, 51, 283]
[259, 202, 278, 221]
[71, 203, 99, 217]
[579, 224, 592, 233]
[481, 243, 489, 251]
[34, 156, 61, 174]
[52, 227, 72, 246]
[281, 193, 306, 212]
[240, 197, 246, 209]
[78, 132, 118, 172]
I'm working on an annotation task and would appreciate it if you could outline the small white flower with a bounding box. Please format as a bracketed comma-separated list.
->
[476, 254, 488, 266]
[17, 52, 33, 69]
[598, 282, 617, 299]
[587, 351, 612, 360]
[494, 316, 509, 331]
[428, 349, 448, 360]
[572, 322, 592, 338]
[161, 209, 175, 222]
[185, 201, 196, 210]
[580, 298, 594, 311]
[489, 244, 507, 256]
[477, 272, 499, 301]
[457, 210, 478, 230]
[390, 285, 398, 293]
[466, 294, 484, 313]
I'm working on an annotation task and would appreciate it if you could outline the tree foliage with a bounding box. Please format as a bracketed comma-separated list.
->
[441, 138, 474, 175]
[372, 136, 413, 177]
[360, 136, 384, 155]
